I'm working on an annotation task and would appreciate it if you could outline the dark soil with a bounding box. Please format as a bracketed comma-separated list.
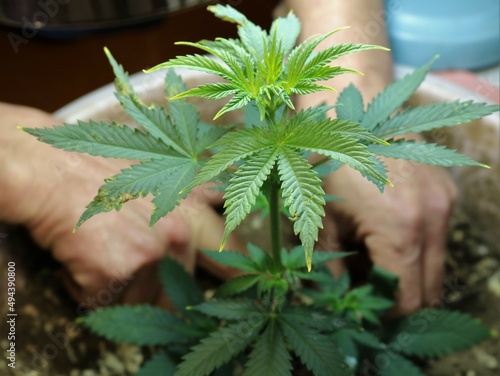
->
[1, 204, 499, 376]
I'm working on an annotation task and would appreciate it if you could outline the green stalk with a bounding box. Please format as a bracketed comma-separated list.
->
[265, 96, 289, 273]
[269, 169, 283, 270]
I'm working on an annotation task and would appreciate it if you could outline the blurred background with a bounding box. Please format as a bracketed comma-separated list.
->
[0, 0, 281, 112]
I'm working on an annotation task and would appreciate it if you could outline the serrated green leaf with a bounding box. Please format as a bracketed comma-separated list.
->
[361, 58, 436, 130]
[244, 320, 292, 376]
[380, 309, 492, 358]
[244, 101, 267, 127]
[281, 245, 305, 270]
[302, 43, 386, 81]
[163, 66, 187, 97]
[150, 162, 197, 225]
[164, 70, 199, 155]
[293, 104, 335, 124]
[368, 265, 399, 302]
[135, 352, 176, 376]
[368, 140, 488, 167]
[158, 258, 204, 317]
[286, 28, 347, 89]
[282, 306, 354, 332]
[22, 120, 176, 160]
[78, 305, 188, 346]
[332, 328, 382, 366]
[277, 147, 326, 270]
[270, 11, 301, 56]
[176, 319, 265, 376]
[327, 119, 388, 145]
[374, 100, 500, 139]
[247, 243, 273, 271]
[75, 159, 195, 229]
[173, 83, 240, 101]
[291, 270, 336, 283]
[238, 19, 266, 60]
[117, 93, 188, 156]
[105, 49, 190, 157]
[336, 83, 364, 123]
[280, 314, 352, 376]
[284, 246, 354, 270]
[288, 38, 386, 92]
[331, 330, 359, 369]
[149, 54, 238, 83]
[192, 299, 268, 321]
[290, 81, 335, 95]
[316, 270, 351, 296]
[359, 155, 388, 193]
[202, 250, 263, 272]
[208, 4, 248, 24]
[215, 92, 253, 119]
[194, 121, 227, 155]
[313, 251, 356, 265]
[182, 127, 275, 193]
[221, 147, 279, 249]
[283, 119, 391, 187]
[371, 354, 426, 376]
[215, 274, 264, 298]
[175, 41, 252, 92]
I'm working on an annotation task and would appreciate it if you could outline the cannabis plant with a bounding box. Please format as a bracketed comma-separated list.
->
[23, 4, 498, 376]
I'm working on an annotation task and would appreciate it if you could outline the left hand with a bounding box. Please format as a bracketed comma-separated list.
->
[321, 155, 457, 316]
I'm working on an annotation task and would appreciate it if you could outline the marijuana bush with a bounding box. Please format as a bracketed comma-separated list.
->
[24, 4, 498, 376]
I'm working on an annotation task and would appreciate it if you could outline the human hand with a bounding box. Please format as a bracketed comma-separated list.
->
[321, 152, 457, 316]
[0, 102, 244, 308]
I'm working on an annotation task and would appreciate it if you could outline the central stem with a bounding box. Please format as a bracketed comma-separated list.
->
[269, 172, 282, 269]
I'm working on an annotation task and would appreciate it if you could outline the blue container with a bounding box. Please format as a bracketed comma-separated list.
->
[385, 0, 500, 70]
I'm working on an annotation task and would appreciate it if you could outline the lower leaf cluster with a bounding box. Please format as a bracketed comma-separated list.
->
[78, 249, 492, 376]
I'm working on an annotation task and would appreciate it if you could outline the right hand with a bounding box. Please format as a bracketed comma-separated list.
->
[0, 102, 245, 308]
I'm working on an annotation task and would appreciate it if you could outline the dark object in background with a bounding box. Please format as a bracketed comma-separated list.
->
[0, 0, 213, 33]
[0, 0, 280, 112]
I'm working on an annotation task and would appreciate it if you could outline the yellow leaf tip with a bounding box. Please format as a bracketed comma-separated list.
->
[306, 257, 312, 272]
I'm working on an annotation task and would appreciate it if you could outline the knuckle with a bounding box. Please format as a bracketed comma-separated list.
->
[400, 294, 422, 314]
[395, 205, 423, 234]
[426, 190, 455, 217]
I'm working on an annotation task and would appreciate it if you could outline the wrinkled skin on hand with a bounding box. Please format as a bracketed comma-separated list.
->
[321, 154, 457, 316]
[0, 102, 244, 309]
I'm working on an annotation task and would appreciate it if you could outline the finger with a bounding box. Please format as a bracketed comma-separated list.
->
[158, 211, 197, 273]
[420, 177, 456, 306]
[365, 232, 423, 316]
[318, 218, 346, 277]
[119, 263, 162, 305]
[192, 182, 225, 207]
[421, 231, 446, 307]
[177, 198, 247, 280]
